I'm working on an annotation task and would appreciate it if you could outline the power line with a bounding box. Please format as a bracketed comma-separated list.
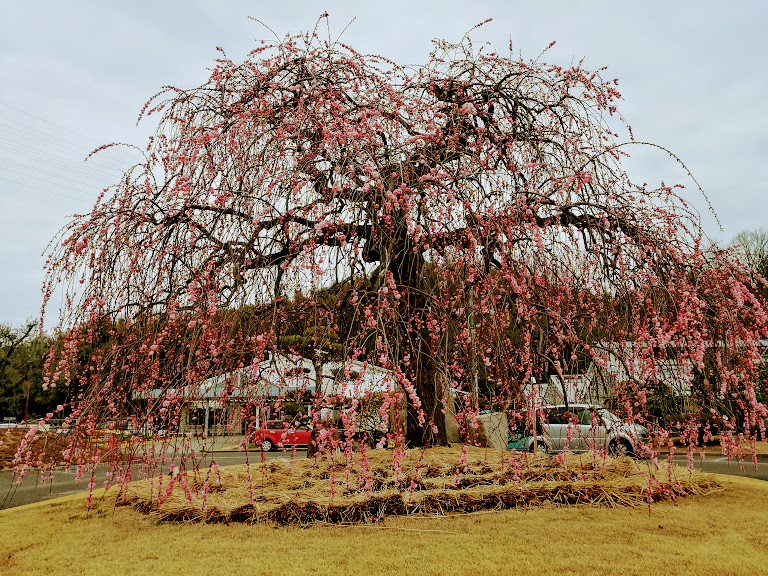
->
[1, 166, 101, 198]
[0, 113, 141, 171]
[0, 117, 134, 173]
[0, 102, 148, 204]
[0, 155, 103, 191]
[0, 100, 141, 164]
[0, 139, 123, 182]
[0, 176, 93, 204]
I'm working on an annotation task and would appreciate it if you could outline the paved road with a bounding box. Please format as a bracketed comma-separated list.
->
[2, 449, 765, 510]
[670, 453, 768, 481]
[0, 446, 300, 510]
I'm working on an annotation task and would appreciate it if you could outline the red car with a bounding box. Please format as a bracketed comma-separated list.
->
[254, 421, 312, 451]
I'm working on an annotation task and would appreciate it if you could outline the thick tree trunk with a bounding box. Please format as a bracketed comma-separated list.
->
[405, 347, 449, 446]
[389, 238, 448, 447]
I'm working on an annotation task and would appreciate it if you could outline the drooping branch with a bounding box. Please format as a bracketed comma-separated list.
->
[37, 26, 768, 463]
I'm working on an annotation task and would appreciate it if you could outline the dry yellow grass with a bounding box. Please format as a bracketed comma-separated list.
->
[118, 447, 721, 526]
[0, 473, 765, 576]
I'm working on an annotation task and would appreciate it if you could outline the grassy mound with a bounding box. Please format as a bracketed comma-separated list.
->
[2, 474, 765, 576]
[120, 446, 721, 525]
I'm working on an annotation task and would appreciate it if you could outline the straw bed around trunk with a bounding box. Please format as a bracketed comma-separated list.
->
[118, 446, 722, 526]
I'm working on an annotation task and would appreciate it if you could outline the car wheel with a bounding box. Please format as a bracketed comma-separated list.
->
[609, 439, 632, 458]
[529, 439, 548, 454]
[261, 438, 274, 452]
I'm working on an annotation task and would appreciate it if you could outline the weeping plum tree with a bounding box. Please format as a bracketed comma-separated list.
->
[38, 20, 768, 461]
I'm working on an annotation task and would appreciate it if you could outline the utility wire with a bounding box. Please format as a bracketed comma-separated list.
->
[0, 140, 123, 182]
[0, 176, 93, 204]
[0, 100, 141, 163]
[0, 128, 135, 177]
[0, 101, 145, 203]
[1, 166, 101, 198]
[0, 155, 102, 191]
[0, 117, 134, 173]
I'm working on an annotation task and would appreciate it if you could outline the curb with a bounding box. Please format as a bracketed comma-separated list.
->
[0, 487, 109, 516]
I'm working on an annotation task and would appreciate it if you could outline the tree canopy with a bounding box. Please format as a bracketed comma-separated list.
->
[39, 22, 768, 461]
[0, 322, 66, 422]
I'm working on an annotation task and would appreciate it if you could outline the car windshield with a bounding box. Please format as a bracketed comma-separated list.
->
[263, 420, 311, 429]
[598, 409, 618, 426]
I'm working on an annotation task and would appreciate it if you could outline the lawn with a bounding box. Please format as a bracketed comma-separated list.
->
[1, 473, 766, 576]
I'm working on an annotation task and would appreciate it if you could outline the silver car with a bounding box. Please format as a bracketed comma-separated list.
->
[510, 404, 648, 457]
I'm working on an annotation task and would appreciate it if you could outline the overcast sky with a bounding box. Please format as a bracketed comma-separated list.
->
[1, 0, 766, 329]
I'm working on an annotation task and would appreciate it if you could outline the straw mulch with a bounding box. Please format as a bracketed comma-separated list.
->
[118, 446, 722, 526]
[0, 428, 72, 470]
[0, 427, 129, 470]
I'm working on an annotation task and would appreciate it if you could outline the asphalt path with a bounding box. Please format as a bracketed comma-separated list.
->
[0, 447, 299, 510]
[2, 449, 766, 510]
[669, 453, 768, 481]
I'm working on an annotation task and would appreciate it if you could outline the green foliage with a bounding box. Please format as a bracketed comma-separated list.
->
[0, 322, 67, 421]
[280, 327, 344, 359]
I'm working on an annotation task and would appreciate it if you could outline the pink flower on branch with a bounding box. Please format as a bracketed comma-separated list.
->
[27, 22, 768, 501]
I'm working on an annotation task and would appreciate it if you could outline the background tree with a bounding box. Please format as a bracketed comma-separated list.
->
[731, 228, 768, 300]
[0, 321, 35, 371]
[732, 228, 768, 274]
[39, 21, 768, 458]
[0, 322, 66, 422]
